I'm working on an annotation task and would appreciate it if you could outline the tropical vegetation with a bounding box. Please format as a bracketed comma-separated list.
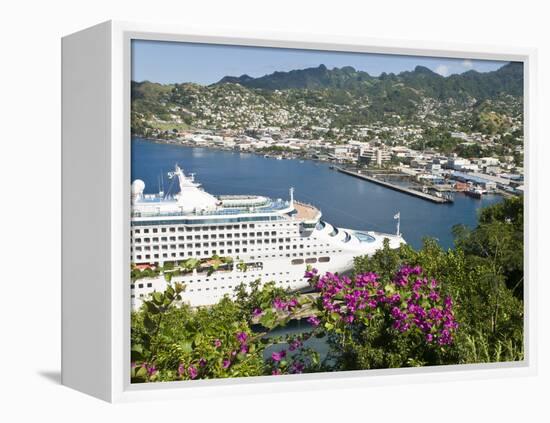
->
[131, 196, 524, 382]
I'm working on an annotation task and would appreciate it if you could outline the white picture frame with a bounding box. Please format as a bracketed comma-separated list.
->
[61, 20, 537, 403]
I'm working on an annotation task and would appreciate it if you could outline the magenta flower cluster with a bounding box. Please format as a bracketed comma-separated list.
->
[272, 297, 299, 312]
[305, 265, 458, 346]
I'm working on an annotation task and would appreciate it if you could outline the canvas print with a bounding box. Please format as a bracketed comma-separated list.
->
[130, 40, 524, 383]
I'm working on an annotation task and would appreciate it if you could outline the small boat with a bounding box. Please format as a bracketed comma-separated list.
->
[465, 188, 484, 199]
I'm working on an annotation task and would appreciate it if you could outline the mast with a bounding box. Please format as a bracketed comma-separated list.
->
[394, 212, 401, 236]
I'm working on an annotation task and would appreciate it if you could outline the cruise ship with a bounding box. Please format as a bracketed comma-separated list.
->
[130, 165, 405, 309]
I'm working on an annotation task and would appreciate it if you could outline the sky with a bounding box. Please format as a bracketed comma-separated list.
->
[131, 39, 508, 85]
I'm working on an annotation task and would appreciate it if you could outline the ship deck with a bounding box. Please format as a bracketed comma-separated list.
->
[294, 201, 320, 220]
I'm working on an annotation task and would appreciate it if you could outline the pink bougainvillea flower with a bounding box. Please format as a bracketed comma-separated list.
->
[236, 331, 248, 344]
[271, 350, 287, 362]
[307, 316, 320, 326]
[188, 366, 198, 380]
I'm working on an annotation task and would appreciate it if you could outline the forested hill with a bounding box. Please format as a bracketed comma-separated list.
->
[217, 62, 523, 100]
[131, 62, 523, 134]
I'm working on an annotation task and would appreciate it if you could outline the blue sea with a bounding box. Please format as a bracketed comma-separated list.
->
[131, 137, 503, 250]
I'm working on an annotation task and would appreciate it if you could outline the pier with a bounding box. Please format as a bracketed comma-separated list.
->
[336, 167, 453, 204]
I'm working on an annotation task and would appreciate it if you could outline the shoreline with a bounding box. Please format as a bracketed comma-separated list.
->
[132, 135, 335, 164]
[133, 136, 506, 203]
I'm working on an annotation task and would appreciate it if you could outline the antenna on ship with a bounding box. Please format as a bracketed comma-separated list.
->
[394, 212, 401, 236]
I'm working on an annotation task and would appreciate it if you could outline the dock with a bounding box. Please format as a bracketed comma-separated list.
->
[336, 167, 453, 204]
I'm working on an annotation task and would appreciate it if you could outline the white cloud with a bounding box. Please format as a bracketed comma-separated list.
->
[435, 65, 449, 76]
[462, 59, 474, 69]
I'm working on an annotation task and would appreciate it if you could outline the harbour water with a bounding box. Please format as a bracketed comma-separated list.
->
[132, 137, 503, 250]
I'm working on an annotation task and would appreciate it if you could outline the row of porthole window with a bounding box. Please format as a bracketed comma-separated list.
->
[291, 257, 330, 265]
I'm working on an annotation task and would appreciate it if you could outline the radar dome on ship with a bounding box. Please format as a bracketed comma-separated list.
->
[131, 179, 145, 195]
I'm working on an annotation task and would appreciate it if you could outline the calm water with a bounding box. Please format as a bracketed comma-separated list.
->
[131, 137, 502, 250]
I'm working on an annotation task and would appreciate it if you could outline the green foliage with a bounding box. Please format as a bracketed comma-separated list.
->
[453, 196, 524, 296]
[130, 199, 524, 382]
[353, 220, 523, 367]
[131, 284, 267, 383]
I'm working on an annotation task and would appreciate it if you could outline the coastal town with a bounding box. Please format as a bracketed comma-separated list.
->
[138, 123, 524, 202]
[131, 62, 524, 202]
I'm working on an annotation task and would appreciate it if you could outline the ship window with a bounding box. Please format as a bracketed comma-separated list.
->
[153, 228, 158, 233]
[170, 228, 175, 232]
[291, 259, 304, 265]
[147, 283, 152, 288]
[161, 237, 167, 241]
[135, 229, 140, 234]
[136, 255, 142, 260]
[161, 228, 167, 233]
[144, 229, 149, 233]
[319, 257, 330, 263]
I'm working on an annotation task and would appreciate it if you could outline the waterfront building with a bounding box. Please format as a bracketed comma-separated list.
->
[358, 146, 392, 166]
[130, 165, 405, 308]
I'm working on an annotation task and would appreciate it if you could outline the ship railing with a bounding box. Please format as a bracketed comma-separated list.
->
[131, 200, 291, 218]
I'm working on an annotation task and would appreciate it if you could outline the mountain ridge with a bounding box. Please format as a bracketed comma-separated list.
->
[214, 62, 523, 99]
